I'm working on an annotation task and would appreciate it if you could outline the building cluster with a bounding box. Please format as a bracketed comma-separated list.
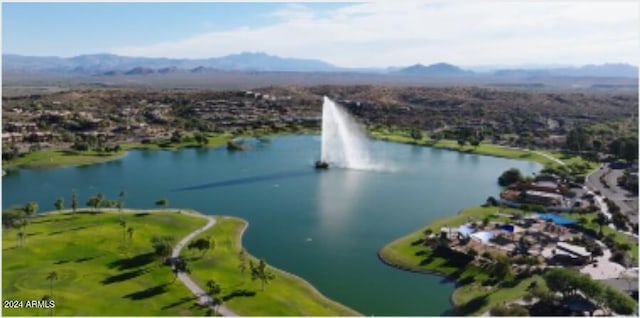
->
[2, 92, 323, 152]
[441, 213, 590, 265]
[439, 210, 636, 300]
[500, 175, 590, 211]
[184, 95, 319, 131]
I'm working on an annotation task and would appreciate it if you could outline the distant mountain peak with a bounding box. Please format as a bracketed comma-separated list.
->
[398, 62, 472, 76]
[2, 52, 339, 74]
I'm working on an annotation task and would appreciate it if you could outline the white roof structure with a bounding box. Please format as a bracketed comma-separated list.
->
[526, 190, 564, 200]
[557, 242, 591, 258]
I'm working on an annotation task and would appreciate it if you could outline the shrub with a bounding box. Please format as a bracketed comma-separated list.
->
[489, 304, 529, 316]
[411, 238, 425, 246]
[486, 196, 499, 207]
[498, 168, 523, 186]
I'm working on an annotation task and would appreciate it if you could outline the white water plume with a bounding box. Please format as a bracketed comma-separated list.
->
[320, 96, 381, 170]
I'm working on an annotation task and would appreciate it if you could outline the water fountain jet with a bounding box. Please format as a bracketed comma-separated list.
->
[317, 96, 373, 170]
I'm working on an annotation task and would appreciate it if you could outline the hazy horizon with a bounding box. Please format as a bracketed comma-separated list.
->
[2, 51, 636, 72]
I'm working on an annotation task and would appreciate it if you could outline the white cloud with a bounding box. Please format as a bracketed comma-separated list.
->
[111, 1, 639, 67]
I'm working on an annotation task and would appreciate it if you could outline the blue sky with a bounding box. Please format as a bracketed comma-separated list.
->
[2, 3, 349, 56]
[2, 2, 638, 67]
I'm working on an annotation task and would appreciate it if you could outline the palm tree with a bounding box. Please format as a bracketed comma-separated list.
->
[54, 197, 64, 212]
[71, 190, 78, 214]
[594, 213, 609, 235]
[24, 202, 38, 217]
[250, 259, 275, 291]
[118, 191, 126, 220]
[172, 257, 190, 282]
[238, 249, 248, 285]
[127, 227, 134, 244]
[17, 230, 25, 247]
[206, 279, 222, 315]
[47, 271, 58, 298]
[96, 193, 104, 211]
[118, 191, 127, 210]
[119, 219, 127, 242]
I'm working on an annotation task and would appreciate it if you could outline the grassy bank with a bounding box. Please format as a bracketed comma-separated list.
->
[378, 206, 542, 316]
[121, 132, 232, 151]
[2, 128, 316, 170]
[2, 149, 127, 169]
[4, 126, 592, 172]
[368, 128, 596, 170]
[181, 216, 360, 316]
[2, 132, 233, 170]
[2, 210, 209, 316]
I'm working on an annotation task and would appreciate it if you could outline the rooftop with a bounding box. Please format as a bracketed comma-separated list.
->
[526, 190, 564, 200]
[557, 241, 591, 258]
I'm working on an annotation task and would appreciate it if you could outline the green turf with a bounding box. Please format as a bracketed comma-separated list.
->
[121, 132, 232, 151]
[2, 150, 126, 169]
[451, 275, 546, 315]
[367, 129, 596, 169]
[180, 216, 360, 316]
[2, 210, 209, 316]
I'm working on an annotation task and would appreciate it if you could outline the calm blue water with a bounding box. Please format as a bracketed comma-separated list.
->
[2, 135, 541, 315]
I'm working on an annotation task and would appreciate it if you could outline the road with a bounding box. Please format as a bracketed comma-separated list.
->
[586, 163, 638, 226]
[172, 215, 238, 316]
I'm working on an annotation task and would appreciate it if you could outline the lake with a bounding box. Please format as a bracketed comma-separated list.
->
[2, 135, 541, 315]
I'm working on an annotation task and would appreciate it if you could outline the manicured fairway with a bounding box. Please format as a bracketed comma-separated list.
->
[2, 210, 208, 316]
[3, 150, 126, 169]
[180, 216, 361, 316]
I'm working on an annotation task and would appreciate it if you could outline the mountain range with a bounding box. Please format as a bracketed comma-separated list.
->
[3, 52, 638, 78]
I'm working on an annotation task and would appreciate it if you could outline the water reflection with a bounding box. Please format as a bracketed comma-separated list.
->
[317, 169, 366, 235]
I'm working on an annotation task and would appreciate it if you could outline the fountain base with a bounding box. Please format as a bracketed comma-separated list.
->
[315, 160, 329, 169]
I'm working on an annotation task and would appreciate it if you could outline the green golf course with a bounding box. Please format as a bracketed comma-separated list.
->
[2, 210, 358, 316]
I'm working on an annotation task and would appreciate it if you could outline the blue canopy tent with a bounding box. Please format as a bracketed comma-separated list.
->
[537, 213, 577, 226]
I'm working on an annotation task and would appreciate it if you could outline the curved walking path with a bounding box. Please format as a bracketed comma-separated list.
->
[171, 215, 238, 317]
[531, 150, 565, 166]
[497, 145, 566, 166]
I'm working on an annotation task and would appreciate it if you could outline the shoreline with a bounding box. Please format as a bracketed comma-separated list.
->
[368, 132, 560, 168]
[234, 219, 362, 316]
[377, 223, 470, 316]
[376, 250, 460, 313]
[2, 130, 320, 171]
[4, 131, 559, 172]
